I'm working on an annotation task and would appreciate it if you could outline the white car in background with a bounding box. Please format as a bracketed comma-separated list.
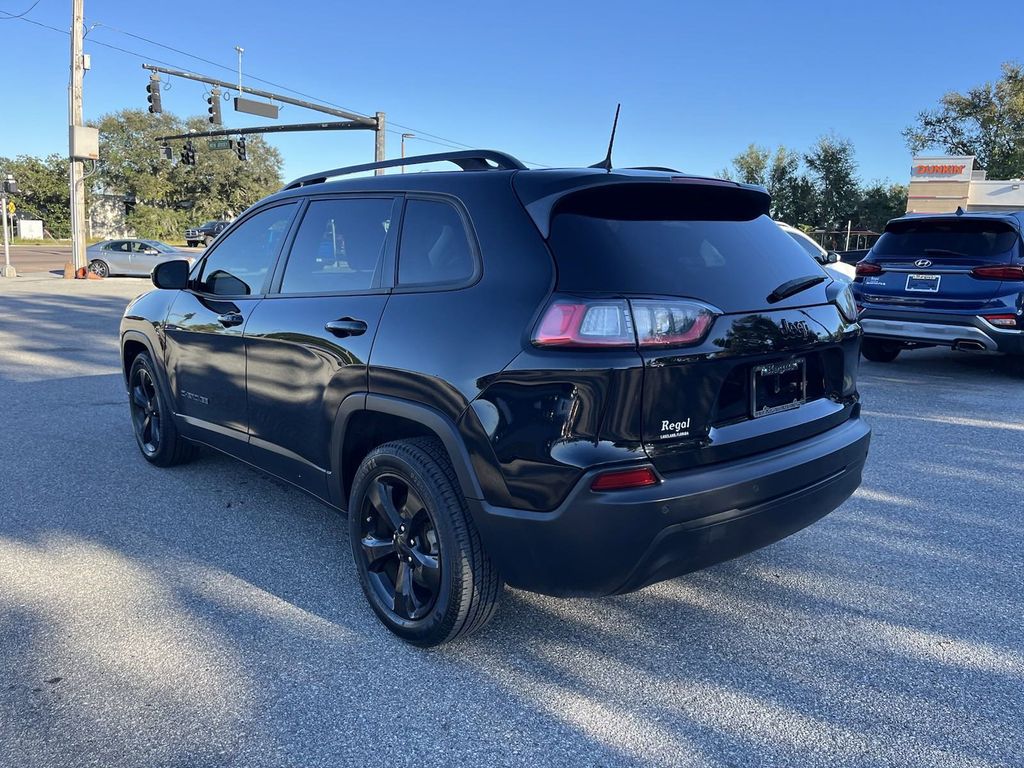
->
[777, 222, 856, 282]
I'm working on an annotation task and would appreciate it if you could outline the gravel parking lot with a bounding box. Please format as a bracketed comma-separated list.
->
[1, 274, 1021, 768]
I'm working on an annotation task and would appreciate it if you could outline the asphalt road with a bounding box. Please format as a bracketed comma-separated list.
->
[4, 245, 203, 275]
[1, 275, 1021, 768]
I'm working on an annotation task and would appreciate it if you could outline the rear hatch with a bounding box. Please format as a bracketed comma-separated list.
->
[534, 177, 860, 474]
[858, 217, 1020, 308]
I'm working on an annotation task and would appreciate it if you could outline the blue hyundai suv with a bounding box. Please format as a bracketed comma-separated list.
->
[852, 210, 1024, 363]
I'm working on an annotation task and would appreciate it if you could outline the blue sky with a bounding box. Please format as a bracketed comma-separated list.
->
[1, 0, 1020, 184]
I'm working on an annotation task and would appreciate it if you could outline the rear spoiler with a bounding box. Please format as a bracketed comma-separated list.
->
[514, 174, 770, 238]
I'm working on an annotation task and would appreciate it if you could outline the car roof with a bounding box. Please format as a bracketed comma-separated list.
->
[888, 210, 1024, 229]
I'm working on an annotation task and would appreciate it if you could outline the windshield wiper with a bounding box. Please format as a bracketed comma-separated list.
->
[766, 274, 827, 304]
[923, 248, 969, 258]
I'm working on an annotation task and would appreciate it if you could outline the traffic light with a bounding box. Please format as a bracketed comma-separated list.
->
[236, 136, 247, 162]
[207, 88, 222, 125]
[146, 76, 162, 114]
[160, 143, 172, 161]
[180, 141, 196, 166]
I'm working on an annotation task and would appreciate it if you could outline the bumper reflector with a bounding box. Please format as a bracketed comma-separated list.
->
[591, 467, 659, 492]
[982, 314, 1018, 328]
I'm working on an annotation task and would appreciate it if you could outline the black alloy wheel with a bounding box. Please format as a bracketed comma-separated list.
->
[130, 365, 162, 456]
[349, 438, 502, 646]
[358, 473, 442, 621]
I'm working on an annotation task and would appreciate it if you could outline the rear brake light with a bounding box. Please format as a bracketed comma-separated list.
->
[982, 314, 1018, 328]
[533, 300, 634, 347]
[971, 265, 1024, 280]
[855, 261, 883, 276]
[591, 466, 659, 491]
[532, 297, 715, 349]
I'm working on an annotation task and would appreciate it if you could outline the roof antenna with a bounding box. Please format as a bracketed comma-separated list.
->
[955, 205, 965, 216]
[589, 103, 621, 172]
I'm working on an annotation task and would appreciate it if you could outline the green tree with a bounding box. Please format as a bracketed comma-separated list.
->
[765, 146, 803, 224]
[0, 154, 72, 237]
[855, 182, 907, 232]
[92, 108, 284, 239]
[729, 143, 770, 186]
[804, 134, 860, 229]
[903, 62, 1024, 179]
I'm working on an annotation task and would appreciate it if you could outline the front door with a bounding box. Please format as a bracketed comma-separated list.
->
[164, 202, 299, 456]
[244, 195, 399, 499]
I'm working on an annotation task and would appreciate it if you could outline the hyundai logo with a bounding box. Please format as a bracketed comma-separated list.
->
[914, 259, 933, 268]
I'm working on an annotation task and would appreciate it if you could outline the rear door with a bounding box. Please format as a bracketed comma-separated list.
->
[859, 218, 1020, 308]
[243, 195, 398, 498]
[545, 182, 858, 474]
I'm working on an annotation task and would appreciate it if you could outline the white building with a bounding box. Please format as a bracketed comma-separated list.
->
[907, 155, 1024, 214]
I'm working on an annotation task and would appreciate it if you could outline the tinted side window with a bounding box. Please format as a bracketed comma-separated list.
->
[398, 199, 475, 287]
[197, 204, 297, 296]
[281, 198, 394, 294]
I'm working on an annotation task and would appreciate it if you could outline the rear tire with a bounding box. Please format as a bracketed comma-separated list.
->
[128, 352, 197, 467]
[861, 338, 901, 363]
[349, 437, 502, 646]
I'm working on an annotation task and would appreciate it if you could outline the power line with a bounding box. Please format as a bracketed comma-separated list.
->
[0, 0, 45, 20]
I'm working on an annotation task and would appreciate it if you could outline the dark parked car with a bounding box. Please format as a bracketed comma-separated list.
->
[184, 219, 230, 247]
[120, 150, 870, 646]
[852, 211, 1024, 362]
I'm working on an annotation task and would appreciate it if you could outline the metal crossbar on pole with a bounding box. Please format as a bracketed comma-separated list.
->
[155, 121, 373, 142]
[141, 64, 377, 127]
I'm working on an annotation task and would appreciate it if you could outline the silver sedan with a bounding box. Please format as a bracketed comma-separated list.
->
[86, 239, 195, 277]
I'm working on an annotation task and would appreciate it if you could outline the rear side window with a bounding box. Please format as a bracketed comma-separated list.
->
[547, 185, 821, 312]
[873, 220, 1018, 259]
[281, 198, 394, 294]
[398, 199, 475, 287]
[196, 203, 297, 296]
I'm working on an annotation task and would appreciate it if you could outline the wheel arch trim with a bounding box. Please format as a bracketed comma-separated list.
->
[330, 393, 485, 509]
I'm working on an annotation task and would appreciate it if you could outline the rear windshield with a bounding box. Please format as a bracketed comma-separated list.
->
[548, 189, 825, 311]
[873, 220, 1018, 258]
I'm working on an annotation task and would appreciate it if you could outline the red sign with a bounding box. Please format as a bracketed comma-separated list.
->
[913, 164, 966, 176]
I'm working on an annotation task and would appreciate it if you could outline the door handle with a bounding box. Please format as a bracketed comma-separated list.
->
[217, 311, 244, 327]
[324, 318, 368, 338]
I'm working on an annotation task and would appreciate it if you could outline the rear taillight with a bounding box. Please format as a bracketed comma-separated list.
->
[533, 297, 716, 349]
[982, 313, 1019, 328]
[971, 265, 1024, 280]
[591, 466, 659, 491]
[533, 300, 634, 347]
[855, 261, 883, 277]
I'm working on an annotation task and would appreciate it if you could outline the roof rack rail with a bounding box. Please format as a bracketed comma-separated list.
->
[283, 150, 527, 190]
[627, 166, 681, 173]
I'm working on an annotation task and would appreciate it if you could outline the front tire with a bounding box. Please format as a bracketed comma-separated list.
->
[88, 259, 110, 278]
[349, 438, 502, 646]
[128, 352, 197, 467]
[861, 338, 901, 363]
[204, 235, 214, 247]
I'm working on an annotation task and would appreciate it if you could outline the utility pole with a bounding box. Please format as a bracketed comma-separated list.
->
[1, 177, 15, 279]
[375, 112, 386, 175]
[67, 0, 86, 277]
[401, 133, 415, 173]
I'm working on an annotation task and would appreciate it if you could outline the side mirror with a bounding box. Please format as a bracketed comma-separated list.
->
[152, 259, 190, 290]
[826, 251, 840, 264]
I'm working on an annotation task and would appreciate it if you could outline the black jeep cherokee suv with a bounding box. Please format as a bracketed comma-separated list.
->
[120, 150, 870, 646]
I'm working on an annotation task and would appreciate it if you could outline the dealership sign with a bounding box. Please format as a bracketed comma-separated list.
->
[910, 156, 974, 182]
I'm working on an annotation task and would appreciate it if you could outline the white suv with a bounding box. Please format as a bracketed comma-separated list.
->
[777, 222, 856, 282]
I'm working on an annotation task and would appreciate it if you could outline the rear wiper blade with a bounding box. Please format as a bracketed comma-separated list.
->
[766, 274, 827, 304]
[923, 248, 968, 258]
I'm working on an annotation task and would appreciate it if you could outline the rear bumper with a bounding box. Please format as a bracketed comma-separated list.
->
[860, 313, 1024, 354]
[470, 415, 870, 597]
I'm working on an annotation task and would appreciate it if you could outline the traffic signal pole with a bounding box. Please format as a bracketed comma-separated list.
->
[67, 0, 87, 277]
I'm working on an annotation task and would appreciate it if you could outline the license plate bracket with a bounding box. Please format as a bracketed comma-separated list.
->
[752, 358, 807, 418]
[906, 273, 941, 292]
